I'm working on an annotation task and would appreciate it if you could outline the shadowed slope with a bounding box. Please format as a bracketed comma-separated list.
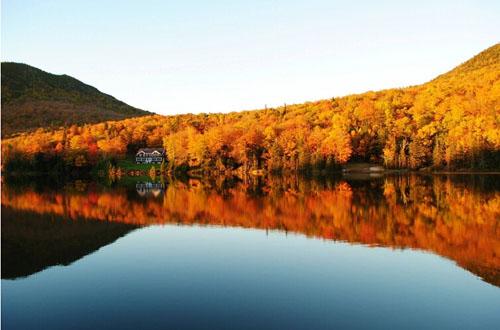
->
[1, 62, 150, 137]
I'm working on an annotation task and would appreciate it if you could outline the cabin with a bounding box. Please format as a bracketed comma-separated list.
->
[136, 182, 164, 197]
[135, 148, 165, 164]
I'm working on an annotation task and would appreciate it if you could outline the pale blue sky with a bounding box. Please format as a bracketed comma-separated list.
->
[2, 0, 499, 115]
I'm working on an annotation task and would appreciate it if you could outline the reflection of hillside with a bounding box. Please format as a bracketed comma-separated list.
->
[1, 175, 499, 286]
[1, 207, 138, 279]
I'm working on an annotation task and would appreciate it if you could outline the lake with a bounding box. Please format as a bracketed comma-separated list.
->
[2, 174, 499, 329]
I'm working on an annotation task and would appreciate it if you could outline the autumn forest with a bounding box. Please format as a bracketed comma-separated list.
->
[2, 44, 499, 174]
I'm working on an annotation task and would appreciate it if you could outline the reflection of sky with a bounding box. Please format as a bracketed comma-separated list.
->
[3, 225, 500, 329]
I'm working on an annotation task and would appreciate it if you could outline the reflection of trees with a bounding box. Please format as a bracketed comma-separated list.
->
[2, 175, 499, 286]
[1, 207, 138, 279]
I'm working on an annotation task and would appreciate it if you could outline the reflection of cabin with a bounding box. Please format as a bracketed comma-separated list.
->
[136, 182, 164, 197]
[135, 148, 165, 164]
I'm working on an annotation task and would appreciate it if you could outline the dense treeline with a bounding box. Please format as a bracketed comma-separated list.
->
[2, 44, 499, 172]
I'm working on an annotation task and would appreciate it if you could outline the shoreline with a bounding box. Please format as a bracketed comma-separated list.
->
[3, 168, 500, 179]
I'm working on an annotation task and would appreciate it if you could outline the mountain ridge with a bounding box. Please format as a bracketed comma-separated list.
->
[1, 62, 150, 137]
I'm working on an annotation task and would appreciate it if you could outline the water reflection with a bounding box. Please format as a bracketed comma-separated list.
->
[2, 174, 499, 286]
[135, 181, 165, 197]
[1, 207, 138, 279]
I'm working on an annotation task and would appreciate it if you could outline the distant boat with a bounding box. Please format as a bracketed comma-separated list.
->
[342, 163, 385, 173]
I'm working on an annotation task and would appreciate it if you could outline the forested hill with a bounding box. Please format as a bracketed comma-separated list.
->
[434, 42, 500, 78]
[1, 62, 150, 137]
[2, 44, 499, 172]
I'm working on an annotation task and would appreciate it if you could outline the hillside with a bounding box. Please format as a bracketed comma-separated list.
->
[1, 62, 150, 137]
[2, 44, 499, 172]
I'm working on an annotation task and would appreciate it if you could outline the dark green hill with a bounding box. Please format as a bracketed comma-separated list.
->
[1, 62, 150, 137]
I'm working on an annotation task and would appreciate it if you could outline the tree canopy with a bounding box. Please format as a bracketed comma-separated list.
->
[2, 44, 499, 172]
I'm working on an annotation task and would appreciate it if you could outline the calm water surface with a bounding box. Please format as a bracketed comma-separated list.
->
[2, 174, 500, 329]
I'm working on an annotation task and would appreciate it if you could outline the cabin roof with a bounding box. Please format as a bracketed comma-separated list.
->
[136, 148, 165, 155]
